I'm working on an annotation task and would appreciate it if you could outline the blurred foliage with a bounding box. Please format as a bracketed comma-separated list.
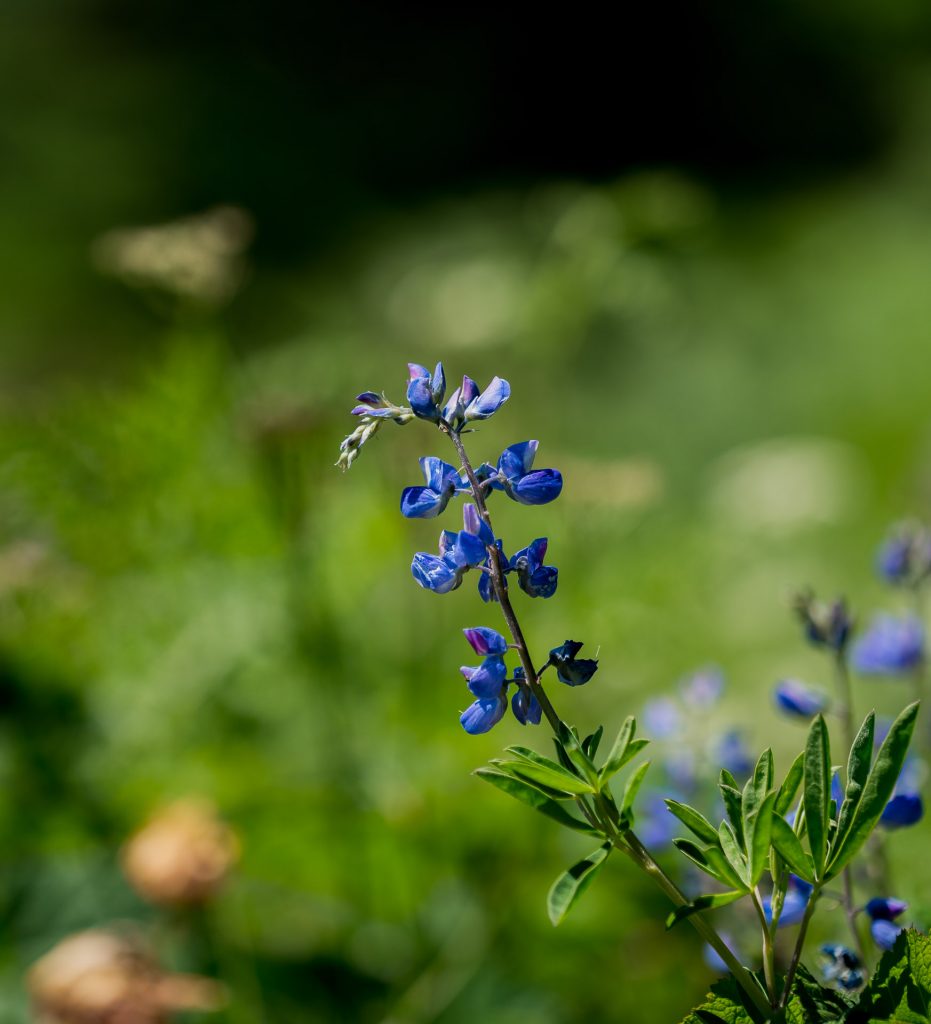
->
[3, 5, 931, 1022]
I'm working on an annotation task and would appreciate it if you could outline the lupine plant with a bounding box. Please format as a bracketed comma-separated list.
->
[338, 362, 928, 1022]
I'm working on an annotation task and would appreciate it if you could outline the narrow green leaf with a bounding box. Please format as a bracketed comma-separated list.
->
[489, 759, 572, 799]
[665, 799, 720, 845]
[582, 725, 604, 760]
[719, 783, 744, 848]
[600, 716, 635, 782]
[803, 714, 831, 877]
[665, 891, 745, 930]
[671, 839, 746, 891]
[746, 791, 777, 886]
[474, 768, 601, 835]
[552, 726, 601, 787]
[775, 751, 805, 817]
[741, 750, 773, 877]
[770, 814, 815, 883]
[831, 711, 875, 861]
[620, 761, 651, 818]
[827, 702, 919, 878]
[718, 821, 750, 887]
[719, 768, 739, 790]
[546, 842, 612, 925]
[505, 759, 596, 796]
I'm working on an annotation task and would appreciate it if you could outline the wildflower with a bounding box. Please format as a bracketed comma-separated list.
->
[509, 537, 559, 598]
[643, 698, 681, 738]
[485, 441, 563, 506]
[547, 640, 598, 686]
[511, 668, 543, 725]
[460, 626, 509, 698]
[774, 679, 828, 718]
[851, 614, 924, 675]
[680, 666, 724, 710]
[864, 897, 908, 951]
[407, 362, 447, 422]
[400, 457, 468, 518]
[338, 391, 414, 470]
[460, 694, 508, 735]
[876, 522, 931, 586]
[880, 791, 923, 828]
[716, 730, 753, 779]
[411, 504, 493, 594]
[820, 945, 864, 991]
[794, 592, 853, 654]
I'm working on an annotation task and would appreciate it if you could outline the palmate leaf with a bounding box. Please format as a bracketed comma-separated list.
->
[473, 768, 601, 835]
[546, 841, 612, 926]
[827, 702, 919, 880]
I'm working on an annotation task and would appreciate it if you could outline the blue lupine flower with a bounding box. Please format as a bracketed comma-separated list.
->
[509, 537, 559, 598]
[548, 640, 599, 686]
[440, 375, 479, 430]
[463, 626, 508, 656]
[865, 897, 908, 921]
[795, 594, 853, 654]
[511, 685, 543, 726]
[716, 730, 753, 779]
[460, 694, 508, 734]
[774, 679, 828, 718]
[870, 919, 902, 951]
[820, 945, 863, 991]
[460, 626, 509, 698]
[477, 539, 507, 603]
[851, 613, 924, 675]
[407, 362, 446, 422]
[880, 791, 923, 828]
[463, 376, 510, 423]
[643, 698, 681, 738]
[486, 441, 563, 506]
[411, 504, 492, 594]
[878, 535, 912, 583]
[764, 876, 812, 927]
[350, 391, 404, 418]
[876, 523, 931, 585]
[400, 456, 468, 518]
[680, 666, 724, 710]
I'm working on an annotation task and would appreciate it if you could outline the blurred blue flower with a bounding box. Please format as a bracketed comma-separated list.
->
[820, 945, 863, 991]
[863, 898, 907, 951]
[400, 457, 468, 518]
[487, 441, 563, 506]
[716, 730, 753, 779]
[637, 791, 680, 849]
[880, 791, 923, 829]
[411, 504, 492, 594]
[851, 614, 924, 675]
[407, 362, 446, 422]
[643, 697, 681, 739]
[548, 640, 598, 686]
[870, 919, 902, 951]
[876, 523, 931, 586]
[680, 666, 725, 710]
[795, 594, 852, 654]
[703, 934, 738, 974]
[774, 679, 828, 719]
[509, 537, 559, 598]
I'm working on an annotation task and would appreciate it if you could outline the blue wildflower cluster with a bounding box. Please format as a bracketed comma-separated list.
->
[341, 360, 596, 735]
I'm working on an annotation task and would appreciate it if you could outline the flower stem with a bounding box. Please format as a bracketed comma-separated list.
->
[780, 886, 821, 1011]
[751, 889, 778, 1006]
[444, 421, 773, 1020]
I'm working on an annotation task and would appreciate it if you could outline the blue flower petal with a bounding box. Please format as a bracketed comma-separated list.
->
[430, 362, 446, 404]
[411, 553, 459, 594]
[407, 376, 439, 421]
[461, 655, 507, 698]
[408, 362, 430, 380]
[512, 687, 542, 725]
[510, 468, 563, 505]
[460, 695, 508, 734]
[774, 680, 828, 718]
[865, 897, 907, 921]
[465, 376, 511, 421]
[851, 614, 924, 675]
[880, 792, 923, 828]
[870, 919, 902, 951]
[498, 441, 538, 481]
[400, 486, 447, 519]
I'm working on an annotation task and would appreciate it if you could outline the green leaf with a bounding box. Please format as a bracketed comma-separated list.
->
[746, 790, 777, 886]
[665, 799, 720, 845]
[504, 747, 597, 795]
[827, 702, 919, 879]
[848, 928, 931, 1023]
[679, 974, 766, 1024]
[831, 711, 875, 862]
[600, 716, 635, 782]
[770, 814, 815, 883]
[665, 890, 744, 930]
[718, 821, 750, 887]
[719, 782, 745, 848]
[546, 842, 612, 925]
[775, 750, 805, 817]
[803, 714, 831, 877]
[673, 838, 747, 891]
[582, 725, 604, 760]
[552, 726, 601, 787]
[620, 761, 651, 819]
[720, 768, 739, 790]
[488, 759, 569, 799]
[783, 964, 853, 1024]
[473, 768, 601, 835]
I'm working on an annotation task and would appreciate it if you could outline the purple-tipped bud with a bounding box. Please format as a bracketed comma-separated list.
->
[463, 627, 508, 657]
[408, 362, 430, 380]
[774, 680, 828, 718]
[356, 391, 382, 406]
[464, 376, 511, 421]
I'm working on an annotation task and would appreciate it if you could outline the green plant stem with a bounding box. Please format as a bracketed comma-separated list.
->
[751, 888, 778, 1006]
[445, 421, 774, 1021]
[780, 886, 821, 1011]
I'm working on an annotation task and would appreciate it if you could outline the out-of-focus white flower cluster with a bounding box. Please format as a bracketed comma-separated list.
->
[91, 206, 253, 307]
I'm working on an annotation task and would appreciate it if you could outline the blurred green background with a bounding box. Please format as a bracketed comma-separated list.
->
[3, 1, 931, 1020]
